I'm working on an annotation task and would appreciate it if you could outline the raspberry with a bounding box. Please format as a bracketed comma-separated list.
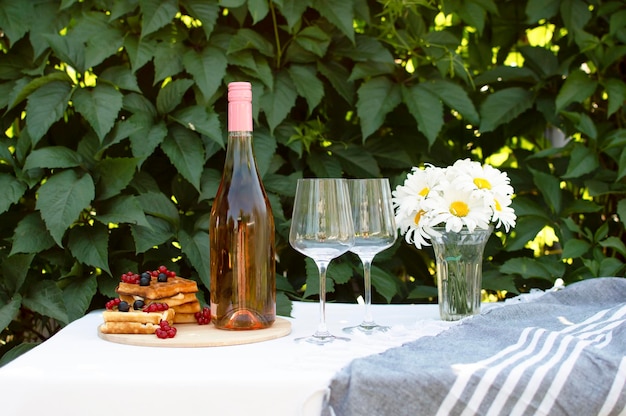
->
[105, 298, 122, 310]
[143, 302, 169, 313]
[195, 306, 211, 325]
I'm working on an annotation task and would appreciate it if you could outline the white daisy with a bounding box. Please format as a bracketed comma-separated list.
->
[450, 158, 514, 197]
[424, 182, 492, 233]
[490, 193, 517, 232]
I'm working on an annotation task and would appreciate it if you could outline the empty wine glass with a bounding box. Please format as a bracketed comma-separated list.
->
[343, 178, 397, 334]
[289, 178, 355, 344]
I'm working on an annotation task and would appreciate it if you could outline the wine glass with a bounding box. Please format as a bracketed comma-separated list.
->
[289, 178, 355, 344]
[343, 178, 397, 334]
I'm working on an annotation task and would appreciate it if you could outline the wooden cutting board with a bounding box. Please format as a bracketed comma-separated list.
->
[98, 317, 291, 347]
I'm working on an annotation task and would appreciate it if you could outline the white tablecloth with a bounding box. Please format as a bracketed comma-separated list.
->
[0, 301, 458, 415]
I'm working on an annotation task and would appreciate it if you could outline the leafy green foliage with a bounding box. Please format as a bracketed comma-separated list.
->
[0, 0, 625, 364]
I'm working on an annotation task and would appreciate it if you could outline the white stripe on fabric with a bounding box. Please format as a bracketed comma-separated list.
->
[438, 305, 624, 416]
[597, 357, 626, 416]
[435, 327, 538, 416]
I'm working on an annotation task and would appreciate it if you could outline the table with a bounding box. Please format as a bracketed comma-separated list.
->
[0, 301, 458, 415]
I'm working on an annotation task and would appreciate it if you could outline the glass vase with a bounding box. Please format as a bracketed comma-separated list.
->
[431, 226, 492, 321]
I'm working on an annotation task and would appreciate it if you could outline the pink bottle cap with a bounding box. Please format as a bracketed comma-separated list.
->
[228, 82, 253, 132]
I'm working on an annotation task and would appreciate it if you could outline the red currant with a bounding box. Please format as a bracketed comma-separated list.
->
[105, 298, 122, 310]
[195, 307, 211, 325]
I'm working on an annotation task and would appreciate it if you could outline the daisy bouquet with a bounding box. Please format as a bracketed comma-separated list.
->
[392, 159, 517, 320]
[392, 158, 516, 249]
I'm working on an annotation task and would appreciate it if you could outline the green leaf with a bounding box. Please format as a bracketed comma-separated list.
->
[156, 78, 194, 115]
[182, 46, 227, 99]
[130, 119, 168, 162]
[63, 275, 98, 322]
[562, 143, 599, 178]
[276, 0, 310, 30]
[306, 152, 343, 178]
[161, 125, 205, 191]
[68, 224, 110, 274]
[248, 0, 270, 24]
[181, 0, 220, 39]
[519, 45, 559, 78]
[43, 33, 86, 73]
[407, 285, 438, 300]
[560, 0, 591, 38]
[199, 168, 222, 202]
[171, 106, 223, 146]
[402, 84, 444, 147]
[317, 60, 354, 105]
[0, 1, 33, 46]
[23, 147, 83, 171]
[95, 195, 151, 227]
[95, 158, 139, 200]
[561, 111, 597, 140]
[123, 36, 156, 73]
[598, 257, 624, 278]
[0, 296, 22, 334]
[356, 77, 402, 140]
[22, 280, 69, 324]
[228, 28, 275, 57]
[561, 238, 591, 259]
[178, 229, 211, 289]
[312, 0, 354, 42]
[99, 66, 141, 93]
[371, 265, 398, 303]
[600, 237, 626, 257]
[84, 25, 125, 69]
[10, 213, 56, 255]
[332, 145, 381, 178]
[73, 84, 123, 142]
[25, 81, 72, 146]
[260, 71, 298, 132]
[287, 65, 324, 114]
[421, 79, 480, 125]
[263, 172, 300, 197]
[36, 170, 95, 247]
[153, 42, 185, 84]
[530, 168, 561, 214]
[294, 26, 331, 57]
[136, 191, 180, 225]
[131, 216, 175, 253]
[500, 257, 552, 279]
[0, 174, 26, 215]
[479, 87, 534, 133]
[555, 69, 598, 112]
[505, 216, 551, 252]
[525, 0, 560, 23]
[140, 0, 178, 38]
[603, 78, 626, 118]
[2, 254, 34, 295]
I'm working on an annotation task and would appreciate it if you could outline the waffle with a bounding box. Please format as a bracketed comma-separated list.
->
[119, 292, 198, 308]
[116, 275, 198, 299]
[100, 308, 175, 334]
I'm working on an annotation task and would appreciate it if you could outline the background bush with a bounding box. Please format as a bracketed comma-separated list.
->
[1, 0, 624, 364]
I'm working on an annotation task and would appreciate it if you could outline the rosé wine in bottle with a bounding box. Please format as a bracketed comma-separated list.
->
[209, 82, 276, 330]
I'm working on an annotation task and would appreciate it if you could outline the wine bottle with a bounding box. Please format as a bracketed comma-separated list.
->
[209, 82, 276, 330]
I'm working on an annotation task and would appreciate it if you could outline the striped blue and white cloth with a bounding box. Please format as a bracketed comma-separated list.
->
[323, 277, 626, 416]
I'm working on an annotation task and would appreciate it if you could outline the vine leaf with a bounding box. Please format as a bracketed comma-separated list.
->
[421, 79, 480, 125]
[0, 296, 22, 333]
[180, 0, 220, 39]
[68, 223, 111, 275]
[10, 213, 56, 255]
[140, 0, 177, 38]
[155, 78, 194, 115]
[312, 0, 355, 42]
[0, 173, 27, 215]
[23, 147, 83, 171]
[179, 229, 211, 289]
[63, 275, 98, 322]
[161, 125, 205, 191]
[73, 84, 124, 142]
[95, 195, 151, 228]
[555, 69, 597, 112]
[36, 170, 95, 247]
[479, 87, 533, 133]
[95, 157, 139, 201]
[356, 76, 401, 140]
[25, 81, 72, 146]
[183, 46, 228, 99]
[22, 280, 69, 325]
[260, 71, 298, 132]
[402, 84, 444, 147]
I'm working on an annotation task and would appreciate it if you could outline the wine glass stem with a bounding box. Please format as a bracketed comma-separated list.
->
[361, 258, 375, 326]
[316, 261, 331, 336]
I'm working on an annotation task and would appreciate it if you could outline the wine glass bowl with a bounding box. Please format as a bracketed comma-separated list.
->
[343, 178, 397, 334]
[289, 178, 354, 344]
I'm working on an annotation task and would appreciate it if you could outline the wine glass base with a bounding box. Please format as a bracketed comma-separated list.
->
[294, 333, 351, 345]
[342, 323, 390, 334]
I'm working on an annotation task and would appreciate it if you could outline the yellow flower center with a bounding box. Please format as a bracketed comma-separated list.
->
[474, 177, 491, 190]
[414, 210, 425, 225]
[449, 201, 469, 217]
[419, 187, 429, 197]
[494, 199, 502, 211]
